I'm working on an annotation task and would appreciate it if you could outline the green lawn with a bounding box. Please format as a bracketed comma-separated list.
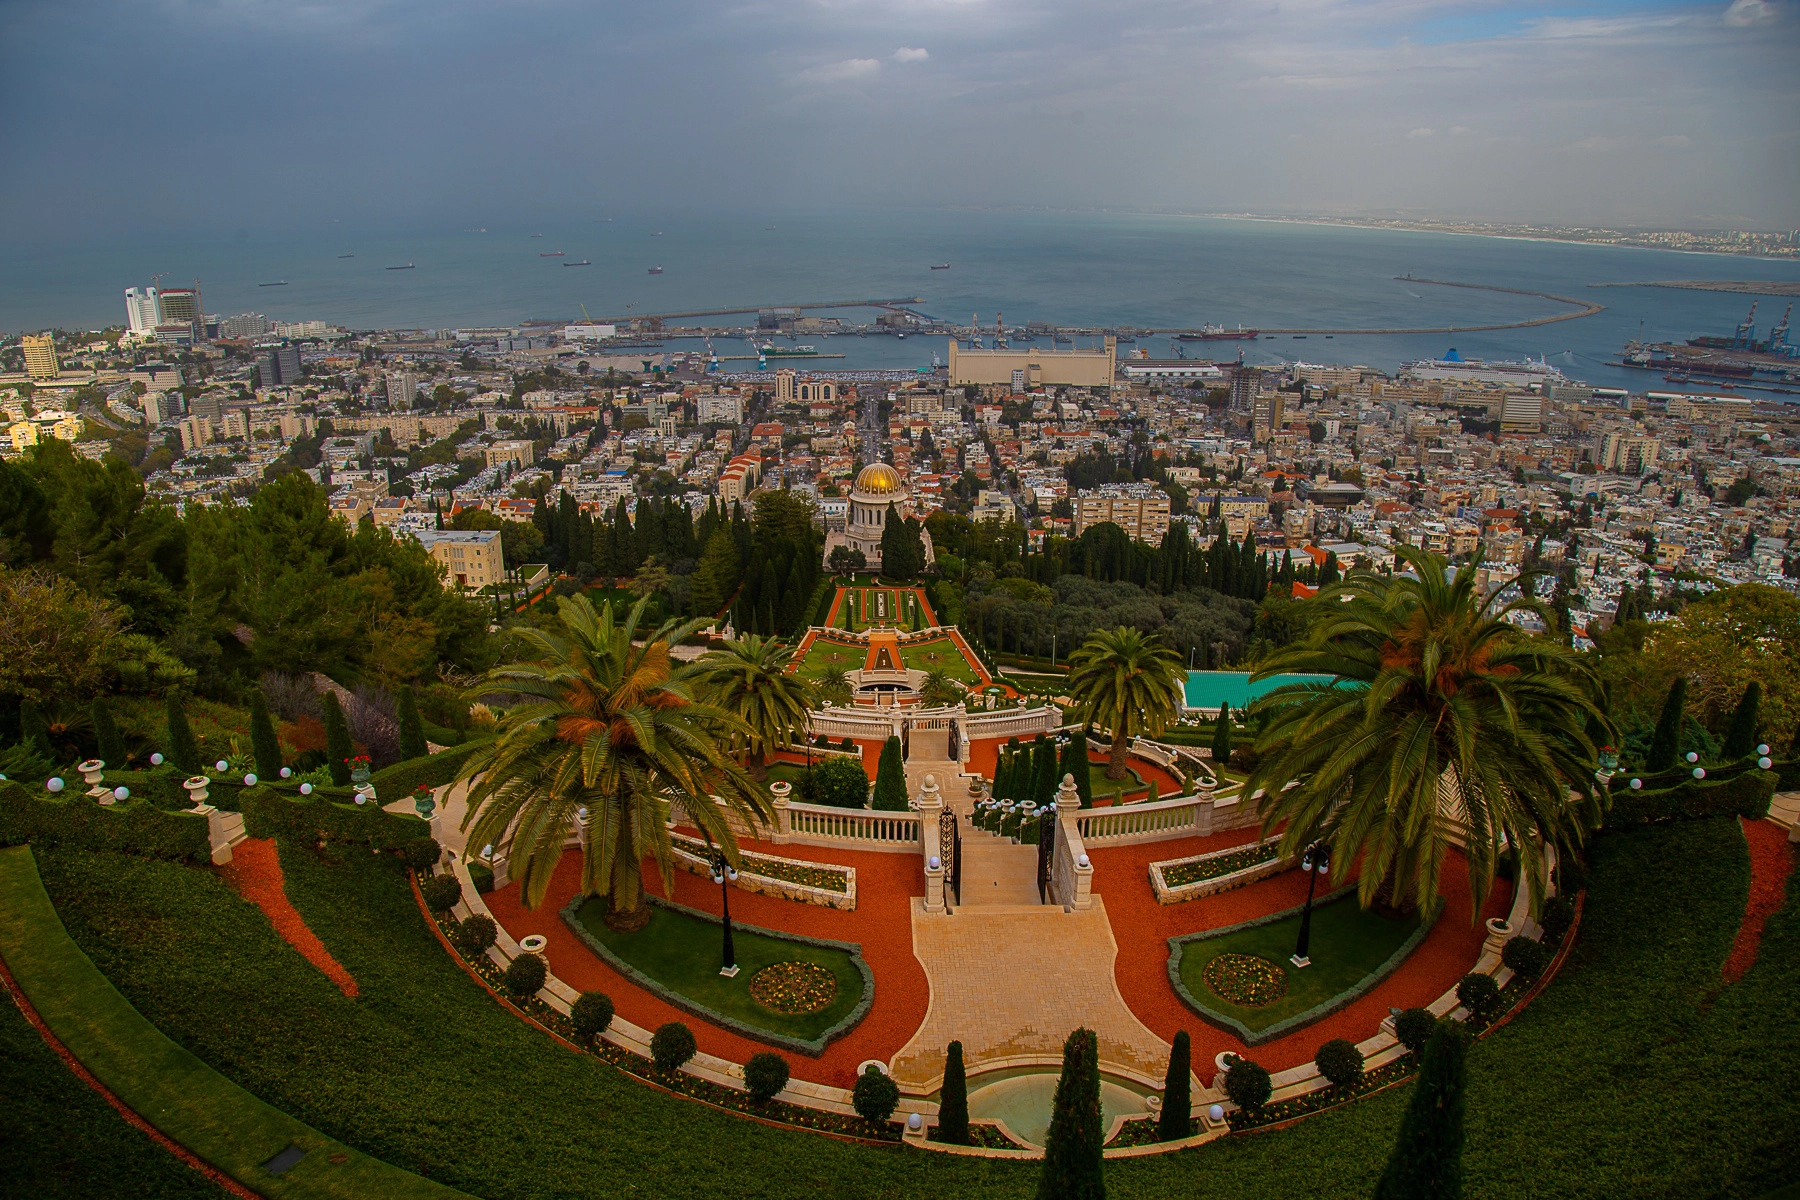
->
[566, 898, 866, 1044]
[841, 586, 924, 632]
[1174, 891, 1428, 1034]
[0, 845, 466, 1200]
[898, 637, 981, 685]
[793, 638, 864, 681]
[1087, 765, 1151, 804]
[25, 817, 1800, 1199]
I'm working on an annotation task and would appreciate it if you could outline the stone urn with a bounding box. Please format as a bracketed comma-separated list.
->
[183, 776, 212, 809]
[350, 763, 372, 786]
[77, 759, 106, 787]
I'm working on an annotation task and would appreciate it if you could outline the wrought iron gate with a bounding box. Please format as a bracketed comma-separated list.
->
[1036, 810, 1055, 904]
[939, 808, 961, 907]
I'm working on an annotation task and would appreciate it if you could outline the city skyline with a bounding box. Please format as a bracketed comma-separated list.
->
[1, 0, 1797, 243]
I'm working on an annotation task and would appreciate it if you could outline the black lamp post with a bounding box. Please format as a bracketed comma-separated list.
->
[709, 850, 740, 978]
[1290, 840, 1332, 969]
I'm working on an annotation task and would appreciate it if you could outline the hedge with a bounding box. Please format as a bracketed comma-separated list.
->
[239, 785, 429, 849]
[1606, 769, 1776, 827]
[370, 741, 482, 800]
[0, 780, 210, 863]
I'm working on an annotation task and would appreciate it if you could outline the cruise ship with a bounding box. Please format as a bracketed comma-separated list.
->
[1400, 349, 1566, 387]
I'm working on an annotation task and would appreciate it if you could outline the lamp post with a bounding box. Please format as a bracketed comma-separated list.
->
[1290, 841, 1332, 969]
[709, 850, 740, 978]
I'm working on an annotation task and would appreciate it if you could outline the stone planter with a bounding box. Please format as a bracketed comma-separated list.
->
[183, 776, 212, 809]
[518, 934, 549, 955]
[77, 759, 106, 786]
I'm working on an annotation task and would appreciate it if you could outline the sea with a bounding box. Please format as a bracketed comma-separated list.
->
[7, 208, 1800, 396]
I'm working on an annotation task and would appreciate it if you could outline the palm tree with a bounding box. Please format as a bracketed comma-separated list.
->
[459, 595, 770, 930]
[919, 668, 961, 708]
[1067, 627, 1186, 779]
[1244, 547, 1610, 917]
[815, 667, 853, 708]
[695, 634, 817, 775]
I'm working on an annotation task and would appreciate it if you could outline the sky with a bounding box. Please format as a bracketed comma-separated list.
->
[1, 0, 1796, 241]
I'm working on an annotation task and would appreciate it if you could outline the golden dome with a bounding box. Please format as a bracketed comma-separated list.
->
[853, 462, 905, 497]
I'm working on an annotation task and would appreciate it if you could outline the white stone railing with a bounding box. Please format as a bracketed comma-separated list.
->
[961, 705, 1061, 740]
[808, 705, 899, 740]
[785, 800, 921, 849]
[1075, 789, 1264, 845]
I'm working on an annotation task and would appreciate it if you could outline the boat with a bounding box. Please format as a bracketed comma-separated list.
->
[930, 263, 950, 270]
[647, 266, 663, 275]
[1178, 324, 1260, 341]
[540, 250, 564, 257]
[563, 259, 591, 267]
[337, 254, 354, 259]
[258, 280, 287, 287]
[759, 344, 819, 357]
[1400, 349, 1565, 386]
[386, 263, 415, 270]
[532, 233, 543, 238]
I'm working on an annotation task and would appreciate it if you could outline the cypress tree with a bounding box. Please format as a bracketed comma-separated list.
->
[1158, 1031, 1191, 1141]
[19, 698, 49, 756]
[938, 1041, 970, 1145]
[1031, 735, 1054, 806]
[92, 698, 127, 767]
[397, 685, 429, 761]
[249, 692, 284, 778]
[165, 693, 202, 774]
[321, 690, 354, 786]
[777, 555, 806, 635]
[1064, 730, 1093, 807]
[1321, 551, 1341, 587]
[1037, 1027, 1105, 1200]
[1373, 1020, 1469, 1200]
[1722, 683, 1762, 759]
[1212, 702, 1233, 764]
[1646, 676, 1687, 771]
[873, 736, 908, 810]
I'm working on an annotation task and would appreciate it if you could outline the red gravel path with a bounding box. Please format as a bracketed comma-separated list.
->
[220, 838, 359, 998]
[482, 841, 929, 1089]
[1090, 831, 1512, 1074]
[1722, 819, 1796, 984]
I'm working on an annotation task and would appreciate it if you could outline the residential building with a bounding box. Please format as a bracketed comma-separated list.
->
[258, 344, 302, 389]
[947, 337, 1117, 389]
[1072, 484, 1171, 543]
[124, 287, 161, 335]
[484, 439, 535, 468]
[697, 393, 743, 424]
[718, 453, 763, 505]
[387, 370, 420, 410]
[22, 333, 59, 380]
[411, 529, 503, 590]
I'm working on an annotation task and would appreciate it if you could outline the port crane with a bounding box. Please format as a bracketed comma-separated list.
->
[1734, 301, 1759, 350]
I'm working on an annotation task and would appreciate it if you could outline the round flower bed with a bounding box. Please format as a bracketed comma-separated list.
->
[1202, 953, 1288, 1007]
[748, 961, 838, 1014]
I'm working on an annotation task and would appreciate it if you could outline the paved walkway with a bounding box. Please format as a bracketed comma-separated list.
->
[890, 896, 1171, 1089]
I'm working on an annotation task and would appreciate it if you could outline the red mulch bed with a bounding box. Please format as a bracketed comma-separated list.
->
[482, 840, 930, 1090]
[220, 838, 359, 998]
[1090, 831, 1511, 1074]
[1723, 818, 1796, 984]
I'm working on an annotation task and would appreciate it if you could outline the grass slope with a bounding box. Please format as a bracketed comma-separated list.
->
[0, 846, 465, 1200]
[30, 819, 1800, 1199]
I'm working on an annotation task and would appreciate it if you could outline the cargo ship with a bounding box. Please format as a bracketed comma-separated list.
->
[540, 250, 564, 257]
[562, 259, 591, 267]
[759, 344, 819, 357]
[1179, 324, 1260, 341]
[1400, 349, 1565, 386]
[647, 266, 663, 274]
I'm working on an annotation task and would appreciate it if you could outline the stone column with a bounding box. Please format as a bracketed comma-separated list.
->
[1052, 773, 1094, 910]
[769, 780, 792, 844]
[917, 774, 946, 913]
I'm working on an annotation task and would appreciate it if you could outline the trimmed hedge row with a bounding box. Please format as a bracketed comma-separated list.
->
[371, 741, 482, 800]
[0, 780, 210, 862]
[240, 785, 429, 849]
[1606, 769, 1777, 827]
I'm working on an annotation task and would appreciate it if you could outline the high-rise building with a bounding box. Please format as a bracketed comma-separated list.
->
[125, 287, 161, 335]
[774, 368, 796, 404]
[156, 287, 204, 343]
[386, 370, 419, 410]
[1230, 364, 1260, 414]
[22, 333, 60, 381]
[1071, 484, 1172, 544]
[220, 313, 272, 340]
[1251, 391, 1285, 442]
[143, 391, 173, 425]
[257, 345, 302, 389]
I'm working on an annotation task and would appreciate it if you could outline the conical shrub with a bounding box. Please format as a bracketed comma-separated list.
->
[1158, 1030, 1191, 1141]
[1373, 1019, 1469, 1200]
[249, 691, 283, 778]
[165, 693, 201, 774]
[938, 1040, 970, 1145]
[321, 690, 353, 786]
[1037, 1027, 1105, 1200]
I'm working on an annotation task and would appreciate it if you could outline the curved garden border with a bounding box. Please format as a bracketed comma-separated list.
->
[1167, 886, 1444, 1046]
[558, 893, 875, 1057]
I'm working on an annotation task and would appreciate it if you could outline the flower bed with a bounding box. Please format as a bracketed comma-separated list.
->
[1107, 1116, 1193, 1147]
[1150, 836, 1290, 904]
[1202, 954, 1287, 1007]
[668, 834, 856, 911]
[749, 962, 838, 1014]
[929, 1123, 1018, 1149]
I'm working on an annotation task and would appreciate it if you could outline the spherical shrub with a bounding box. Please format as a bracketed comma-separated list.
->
[403, 837, 442, 873]
[1394, 1007, 1436, 1055]
[852, 1064, 900, 1124]
[1223, 1056, 1272, 1110]
[453, 914, 497, 955]
[1538, 896, 1576, 944]
[570, 991, 615, 1041]
[420, 874, 463, 914]
[503, 953, 546, 999]
[1502, 936, 1551, 980]
[744, 1051, 791, 1102]
[811, 755, 875, 810]
[1315, 1038, 1364, 1089]
[651, 1021, 697, 1072]
[1457, 972, 1502, 1019]
[1555, 856, 1588, 895]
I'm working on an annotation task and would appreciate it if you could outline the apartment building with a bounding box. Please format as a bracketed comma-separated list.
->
[1071, 484, 1171, 543]
[411, 529, 503, 590]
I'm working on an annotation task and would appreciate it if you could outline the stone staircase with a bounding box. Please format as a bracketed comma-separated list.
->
[954, 830, 1043, 906]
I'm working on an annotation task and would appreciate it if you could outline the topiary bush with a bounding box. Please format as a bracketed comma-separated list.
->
[503, 952, 546, 999]
[1223, 1055, 1272, 1110]
[810, 755, 873, 810]
[1394, 1007, 1437, 1055]
[1316, 1038, 1364, 1089]
[1539, 895, 1576, 943]
[570, 991, 614, 1042]
[453, 914, 497, 956]
[651, 1021, 696, 1072]
[1502, 936, 1552, 980]
[1457, 972, 1501, 1020]
[852, 1064, 899, 1124]
[420, 873, 463, 914]
[743, 1051, 791, 1102]
[402, 837, 441, 873]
